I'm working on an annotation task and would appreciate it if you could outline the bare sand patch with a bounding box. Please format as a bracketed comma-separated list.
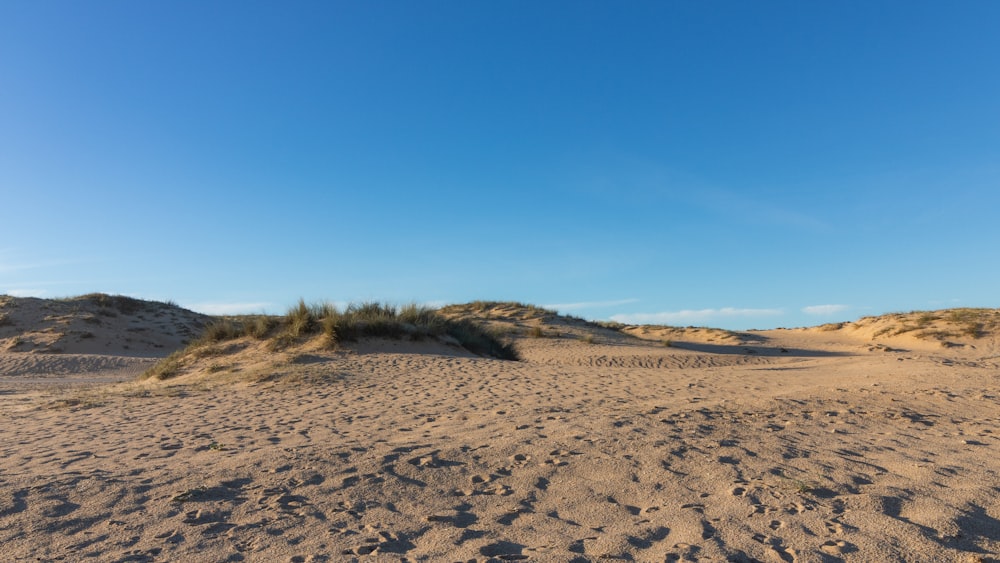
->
[1, 302, 998, 561]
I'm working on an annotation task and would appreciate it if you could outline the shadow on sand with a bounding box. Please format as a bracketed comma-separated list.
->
[669, 340, 852, 358]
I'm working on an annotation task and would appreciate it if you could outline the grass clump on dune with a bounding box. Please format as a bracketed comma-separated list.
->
[141, 300, 518, 381]
[289, 300, 516, 358]
[62, 293, 150, 316]
[444, 301, 557, 321]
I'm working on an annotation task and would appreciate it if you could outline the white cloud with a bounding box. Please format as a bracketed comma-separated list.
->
[544, 298, 639, 311]
[0, 261, 45, 274]
[4, 288, 47, 297]
[184, 302, 273, 315]
[610, 307, 783, 325]
[802, 304, 849, 315]
[0, 253, 86, 274]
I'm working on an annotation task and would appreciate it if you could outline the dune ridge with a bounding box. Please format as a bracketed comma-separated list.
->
[0, 297, 998, 561]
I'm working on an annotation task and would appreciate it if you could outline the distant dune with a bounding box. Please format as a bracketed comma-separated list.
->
[1, 296, 998, 560]
[0, 293, 208, 356]
[808, 308, 1000, 350]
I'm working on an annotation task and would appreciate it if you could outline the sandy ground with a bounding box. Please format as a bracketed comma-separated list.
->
[1, 323, 999, 562]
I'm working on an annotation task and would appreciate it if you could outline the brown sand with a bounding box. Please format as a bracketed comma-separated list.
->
[1, 301, 998, 562]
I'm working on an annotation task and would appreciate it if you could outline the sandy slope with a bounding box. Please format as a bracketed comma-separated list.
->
[1, 306, 999, 562]
[0, 294, 208, 356]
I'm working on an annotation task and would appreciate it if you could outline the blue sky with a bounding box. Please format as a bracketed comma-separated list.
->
[2, 1, 998, 329]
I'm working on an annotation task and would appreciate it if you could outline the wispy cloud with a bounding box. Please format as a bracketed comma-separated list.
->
[802, 304, 849, 315]
[184, 302, 273, 315]
[610, 307, 783, 325]
[0, 261, 48, 274]
[544, 298, 639, 311]
[4, 288, 47, 297]
[0, 252, 87, 274]
[582, 157, 828, 231]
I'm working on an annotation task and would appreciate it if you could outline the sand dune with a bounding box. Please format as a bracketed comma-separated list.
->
[0, 294, 208, 356]
[1, 300, 998, 561]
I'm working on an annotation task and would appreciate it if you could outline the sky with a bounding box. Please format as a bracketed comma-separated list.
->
[2, 1, 998, 330]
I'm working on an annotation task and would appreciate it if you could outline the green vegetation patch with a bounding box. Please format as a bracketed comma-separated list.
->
[142, 300, 518, 381]
[61, 293, 152, 315]
[866, 308, 999, 341]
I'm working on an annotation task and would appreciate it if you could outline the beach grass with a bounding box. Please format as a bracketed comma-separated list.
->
[142, 300, 518, 380]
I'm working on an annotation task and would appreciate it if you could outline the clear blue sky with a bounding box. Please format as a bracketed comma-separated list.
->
[2, 1, 998, 329]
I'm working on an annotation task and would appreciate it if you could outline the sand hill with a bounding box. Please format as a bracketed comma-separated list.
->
[0, 299, 998, 561]
[0, 294, 208, 387]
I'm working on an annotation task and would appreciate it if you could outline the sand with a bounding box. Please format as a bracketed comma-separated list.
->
[1, 299, 998, 562]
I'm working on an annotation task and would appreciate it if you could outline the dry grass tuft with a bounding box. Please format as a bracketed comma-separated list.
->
[141, 300, 518, 381]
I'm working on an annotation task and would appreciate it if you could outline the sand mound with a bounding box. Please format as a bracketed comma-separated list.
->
[0, 294, 209, 394]
[2, 301, 999, 560]
[0, 293, 209, 356]
[138, 301, 518, 383]
[807, 308, 1000, 354]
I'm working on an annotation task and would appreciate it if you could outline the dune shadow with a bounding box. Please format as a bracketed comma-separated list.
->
[953, 503, 1000, 556]
[669, 341, 851, 358]
[480, 540, 528, 559]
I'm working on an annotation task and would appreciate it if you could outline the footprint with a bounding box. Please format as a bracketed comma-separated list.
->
[700, 519, 716, 540]
[407, 454, 438, 468]
[820, 539, 851, 555]
[784, 502, 809, 514]
[510, 453, 532, 467]
[769, 544, 796, 562]
[481, 484, 513, 496]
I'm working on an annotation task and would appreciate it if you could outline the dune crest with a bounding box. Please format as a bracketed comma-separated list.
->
[1, 298, 998, 560]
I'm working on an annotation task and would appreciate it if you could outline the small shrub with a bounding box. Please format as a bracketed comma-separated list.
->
[141, 298, 520, 381]
[245, 316, 278, 339]
[197, 319, 243, 344]
[267, 332, 297, 352]
[286, 299, 316, 337]
[192, 345, 226, 359]
[76, 293, 146, 315]
[445, 319, 519, 360]
[594, 320, 627, 331]
[140, 350, 184, 380]
[872, 326, 893, 338]
[529, 326, 545, 338]
[961, 323, 983, 338]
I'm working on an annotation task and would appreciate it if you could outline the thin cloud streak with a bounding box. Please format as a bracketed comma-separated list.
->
[4, 288, 47, 297]
[0, 261, 50, 274]
[802, 304, 850, 315]
[0, 254, 89, 274]
[590, 158, 828, 231]
[610, 307, 783, 325]
[544, 298, 639, 311]
[185, 302, 273, 315]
